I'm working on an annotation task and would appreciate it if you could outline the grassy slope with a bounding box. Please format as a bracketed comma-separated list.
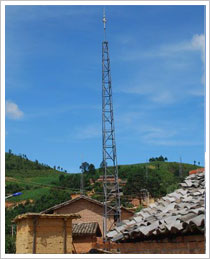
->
[5, 152, 201, 203]
[5, 152, 67, 202]
[118, 161, 199, 177]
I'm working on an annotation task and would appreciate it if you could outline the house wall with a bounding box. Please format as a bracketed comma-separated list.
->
[16, 218, 33, 253]
[54, 199, 114, 233]
[94, 234, 205, 254]
[16, 217, 73, 254]
[121, 209, 134, 221]
[73, 236, 97, 253]
[54, 199, 133, 235]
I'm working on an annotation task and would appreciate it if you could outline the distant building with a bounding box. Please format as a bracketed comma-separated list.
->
[130, 197, 155, 208]
[41, 195, 134, 237]
[96, 175, 127, 186]
[189, 168, 205, 175]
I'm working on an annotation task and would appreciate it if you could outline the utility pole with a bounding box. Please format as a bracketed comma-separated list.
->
[179, 156, 183, 178]
[102, 9, 121, 241]
[146, 159, 148, 179]
[80, 170, 84, 195]
[80, 155, 84, 195]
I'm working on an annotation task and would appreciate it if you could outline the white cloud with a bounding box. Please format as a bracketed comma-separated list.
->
[75, 124, 101, 140]
[190, 34, 205, 63]
[139, 125, 201, 147]
[146, 139, 202, 147]
[116, 111, 144, 126]
[142, 126, 177, 141]
[6, 100, 24, 119]
[150, 91, 175, 104]
[161, 34, 205, 64]
[120, 33, 205, 63]
[118, 34, 205, 103]
[188, 88, 204, 97]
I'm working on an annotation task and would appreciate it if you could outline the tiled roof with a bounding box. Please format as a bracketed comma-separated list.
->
[41, 195, 104, 214]
[107, 172, 205, 242]
[41, 195, 133, 215]
[73, 222, 102, 237]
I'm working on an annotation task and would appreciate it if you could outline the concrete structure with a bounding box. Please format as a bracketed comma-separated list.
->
[42, 195, 134, 236]
[14, 213, 80, 254]
[72, 222, 102, 253]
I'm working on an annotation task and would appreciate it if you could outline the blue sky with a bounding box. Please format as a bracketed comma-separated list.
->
[5, 5, 205, 172]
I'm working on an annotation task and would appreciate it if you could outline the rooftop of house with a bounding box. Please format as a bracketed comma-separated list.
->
[13, 213, 81, 223]
[189, 168, 205, 175]
[72, 222, 102, 237]
[107, 171, 205, 242]
[41, 195, 133, 215]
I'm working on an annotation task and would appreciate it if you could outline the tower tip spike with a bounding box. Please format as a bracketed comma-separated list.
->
[102, 7, 107, 40]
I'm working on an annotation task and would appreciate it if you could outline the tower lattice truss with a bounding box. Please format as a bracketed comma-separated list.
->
[102, 40, 121, 238]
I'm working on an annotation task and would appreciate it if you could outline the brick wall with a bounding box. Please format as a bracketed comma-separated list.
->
[54, 199, 114, 233]
[121, 209, 134, 221]
[94, 234, 205, 254]
[73, 236, 97, 253]
[54, 199, 133, 235]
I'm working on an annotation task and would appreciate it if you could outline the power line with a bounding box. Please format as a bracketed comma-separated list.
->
[6, 177, 143, 199]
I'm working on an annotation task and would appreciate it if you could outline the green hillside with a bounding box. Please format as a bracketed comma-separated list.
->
[5, 152, 202, 253]
[5, 152, 69, 202]
[6, 152, 200, 203]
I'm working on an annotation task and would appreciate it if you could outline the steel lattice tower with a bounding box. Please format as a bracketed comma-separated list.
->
[102, 11, 121, 240]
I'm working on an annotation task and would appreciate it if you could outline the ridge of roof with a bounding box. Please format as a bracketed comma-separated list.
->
[41, 195, 103, 214]
[41, 195, 133, 215]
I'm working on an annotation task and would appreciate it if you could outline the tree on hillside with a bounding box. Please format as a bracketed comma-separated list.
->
[80, 162, 89, 173]
[149, 155, 168, 162]
[149, 157, 155, 162]
[88, 164, 96, 174]
[99, 160, 108, 173]
[124, 169, 148, 203]
[158, 155, 165, 161]
[59, 174, 65, 182]
[124, 166, 177, 200]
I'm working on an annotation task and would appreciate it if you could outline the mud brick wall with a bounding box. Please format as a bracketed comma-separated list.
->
[16, 217, 73, 254]
[16, 218, 33, 253]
